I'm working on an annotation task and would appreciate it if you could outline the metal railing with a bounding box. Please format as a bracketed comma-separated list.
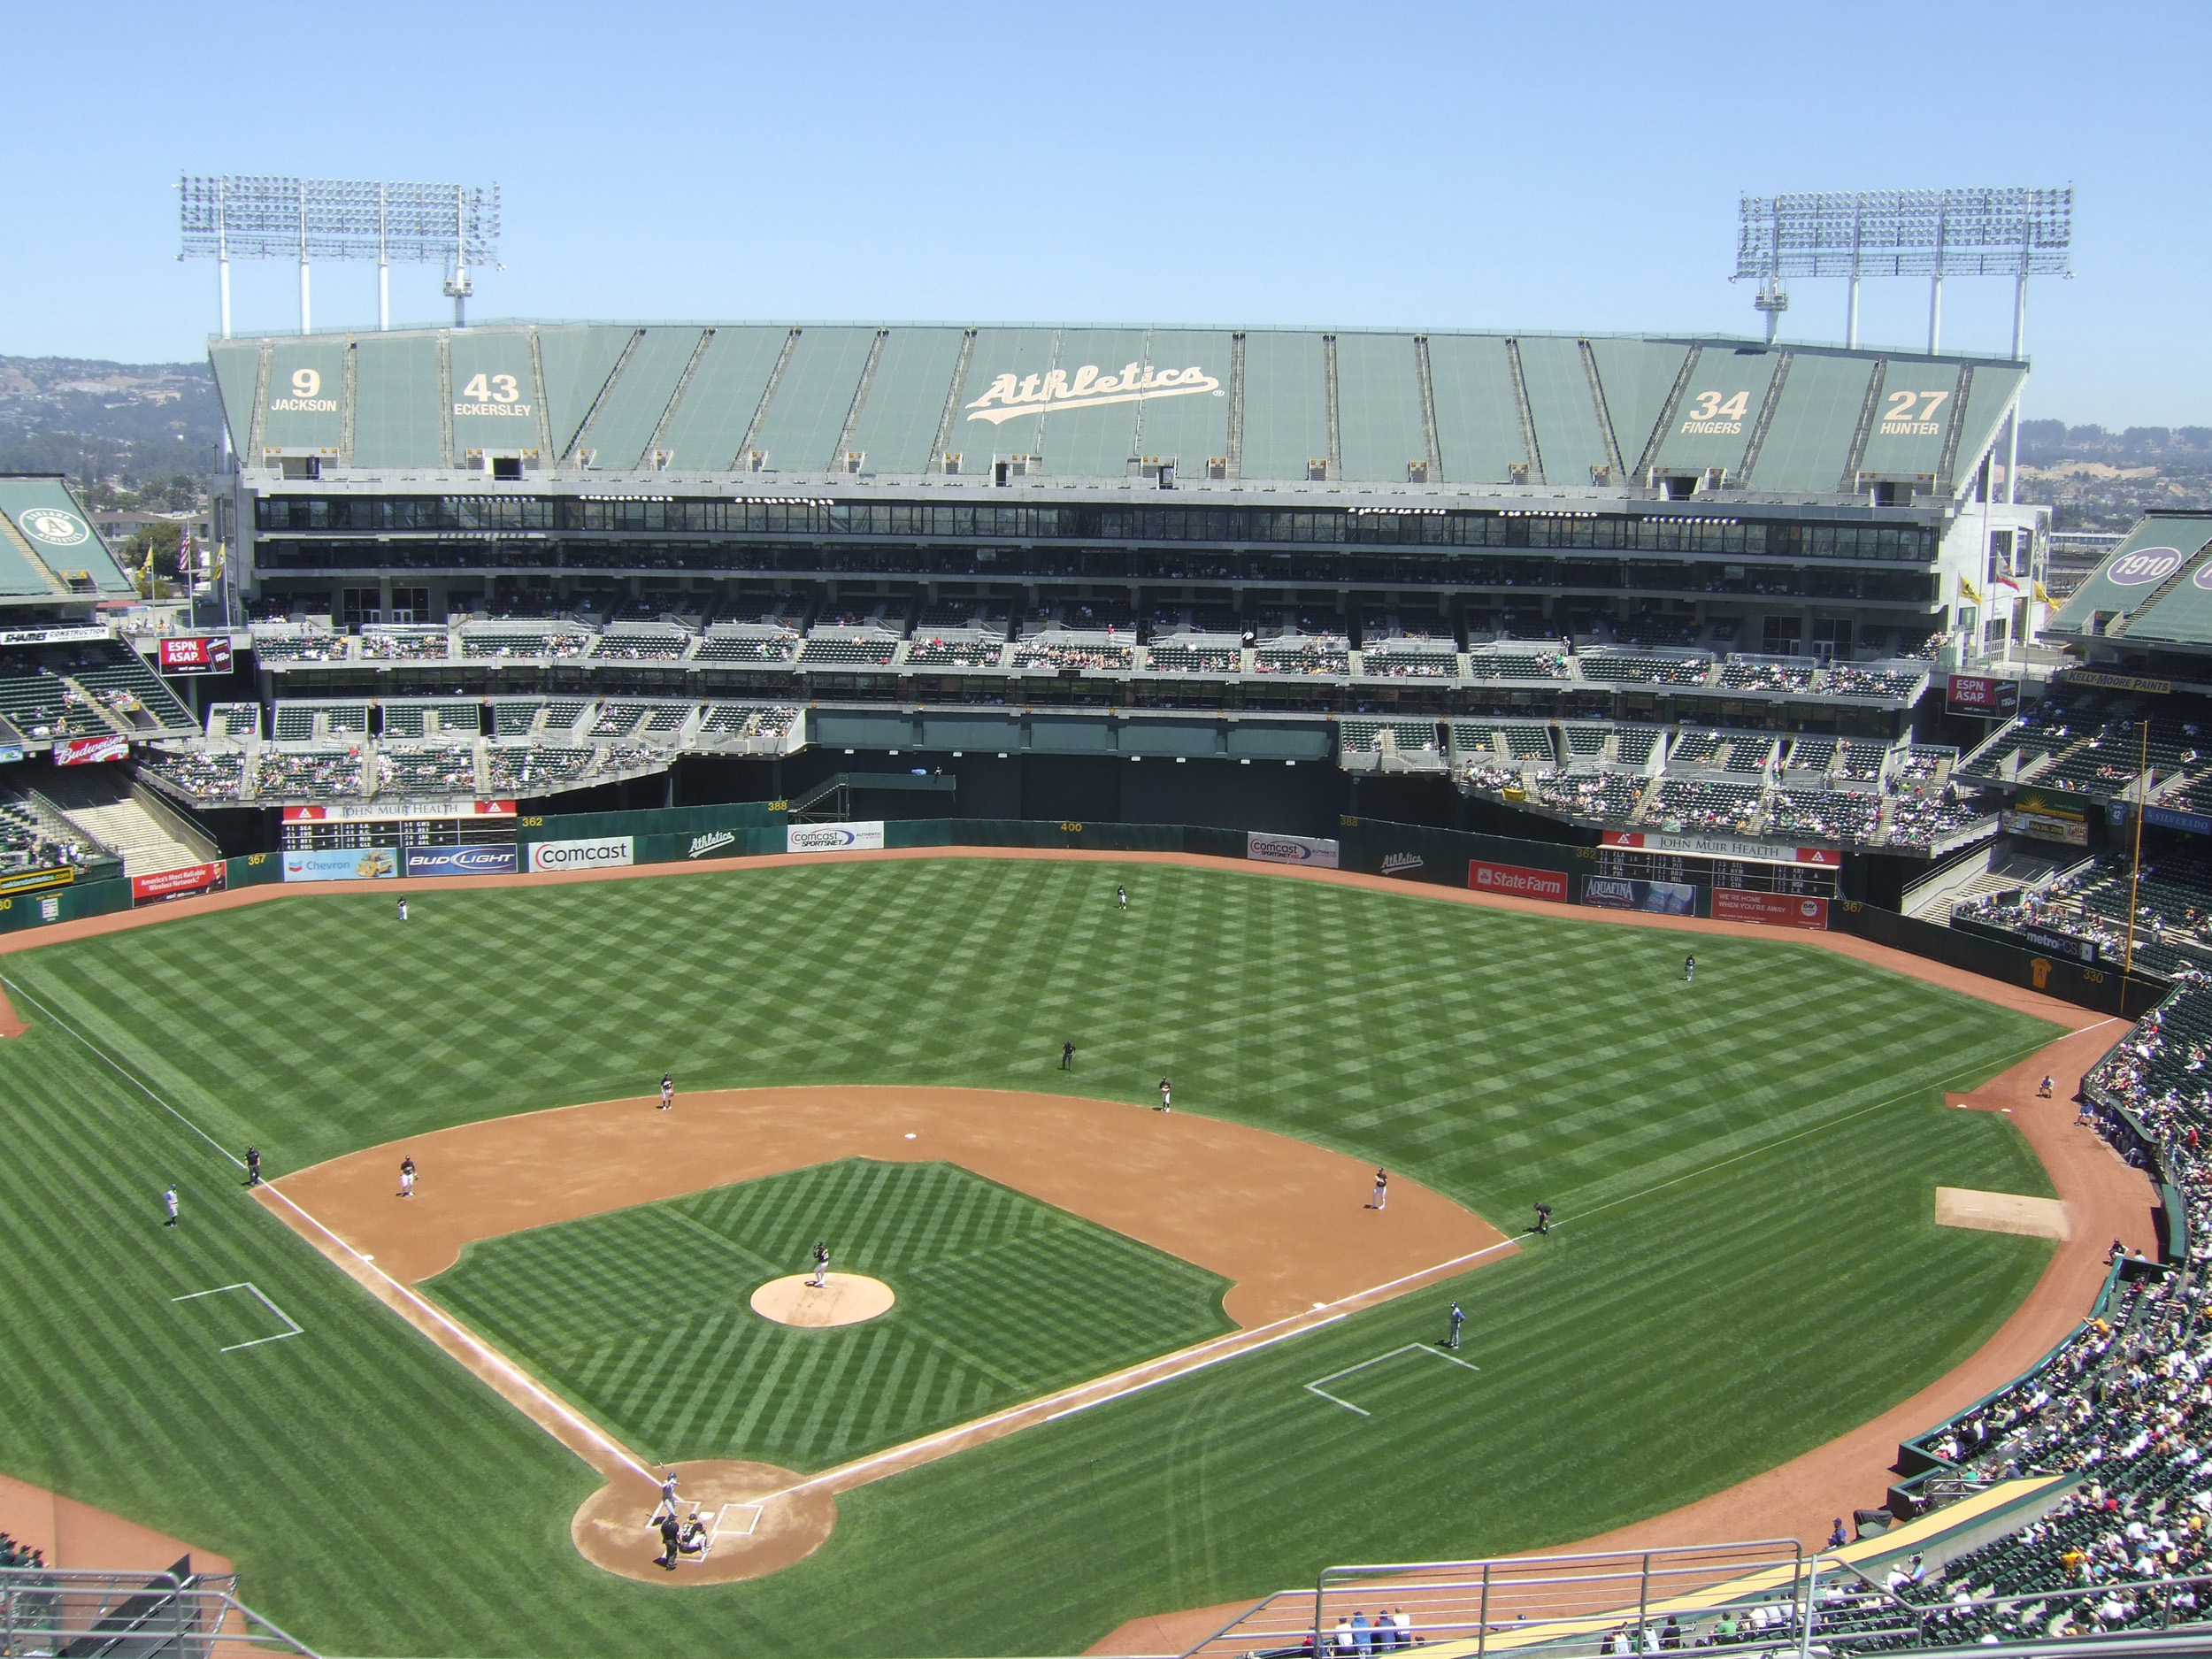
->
[1184, 1540, 1807, 1659]
[0, 1565, 320, 1659]
[1188, 1548, 2212, 1659]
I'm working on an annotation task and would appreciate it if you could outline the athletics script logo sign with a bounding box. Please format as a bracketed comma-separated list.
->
[965, 364, 1222, 426]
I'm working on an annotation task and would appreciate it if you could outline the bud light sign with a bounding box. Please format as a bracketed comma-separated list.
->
[401, 844, 518, 878]
[2108, 546, 2184, 587]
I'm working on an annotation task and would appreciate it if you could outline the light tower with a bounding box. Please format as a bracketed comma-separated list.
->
[179, 175, 502, 337]
[1732, 187, 2071, 502]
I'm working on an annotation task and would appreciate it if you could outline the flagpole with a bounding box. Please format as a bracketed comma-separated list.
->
[2124, 719, 2149, 1014]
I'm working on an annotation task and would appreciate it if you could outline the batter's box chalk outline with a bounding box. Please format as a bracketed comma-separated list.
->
[640, 1499, 763, 1563]
[1304, 1342, 1479, 1417]
[172, 1282, 303, 1353]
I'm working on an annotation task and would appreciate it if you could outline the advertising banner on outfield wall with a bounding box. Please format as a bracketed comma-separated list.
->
[131, 861, 226, 905]
[528, 836, 634, 872]
[786, 822, 887, 853]
[402, 845, 519, 878]
[1468, 859, 1569, 902]
[1247, 832, 1340, 868]
[1712, 888, 1829, 930]
[0, 864, 71, 896]
[1580, 875, 1696, 916]
[1601, 829, 1840, 867]
[282, 847, 397, 882]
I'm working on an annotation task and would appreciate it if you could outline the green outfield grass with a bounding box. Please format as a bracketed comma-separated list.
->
[426, 1158, 1234, 1470]
[0, 857, 2064, 1657]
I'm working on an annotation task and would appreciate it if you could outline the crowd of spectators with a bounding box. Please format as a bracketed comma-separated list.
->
[1766, 788, 1884, 845]
[906, 638, 1005, 669]
[1886, 788, 1993, 849]
[1254, 641, 1350, 676]
[1012, 641, 1134, 672]
[255, 750, 365, 798]
[357, 632, 453, 661]
[1529, 770, 1641, 822]
[1359, 647, 1460, 679]
[460, 629, 594, 659]
[0, 1529, 42, 1567]
[145, 750, 246, 803]
[375, 746, 478, 795]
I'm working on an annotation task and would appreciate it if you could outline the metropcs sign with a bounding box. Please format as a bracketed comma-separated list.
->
[966, 364, 1221, 426]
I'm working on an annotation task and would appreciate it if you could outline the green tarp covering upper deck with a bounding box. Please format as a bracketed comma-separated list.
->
[0, 477, 136, 599]
[210, 323, 2024, 495]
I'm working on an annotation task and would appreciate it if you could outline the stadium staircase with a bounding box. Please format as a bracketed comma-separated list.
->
[1909, 849, 2071, 922]
[32, 764, 219, 879]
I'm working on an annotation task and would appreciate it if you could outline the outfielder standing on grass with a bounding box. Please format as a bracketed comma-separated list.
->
[1684, 952, 1695, 984]
[1061, 1041, 1075, 1071]
[163, 1183, 179, 1227]
[1117, 884, 1128, 911]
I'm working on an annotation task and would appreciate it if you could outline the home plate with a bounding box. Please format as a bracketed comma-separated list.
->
[1935, 1187, 2069, 1240]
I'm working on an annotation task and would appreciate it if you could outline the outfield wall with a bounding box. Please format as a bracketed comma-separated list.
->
[0, 811, 2164, 1018]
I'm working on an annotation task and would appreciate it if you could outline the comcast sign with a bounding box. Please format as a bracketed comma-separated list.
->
[965, 363, 1221, 426]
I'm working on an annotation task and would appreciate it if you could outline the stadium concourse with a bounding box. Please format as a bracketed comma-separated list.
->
[0, 845, 2170, 1636]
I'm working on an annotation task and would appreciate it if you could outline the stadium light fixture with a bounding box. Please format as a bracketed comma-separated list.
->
[1733, 187, 2071, 503]
[178, 174, 502, 337]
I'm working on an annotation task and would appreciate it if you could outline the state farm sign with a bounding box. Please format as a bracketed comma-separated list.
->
[1468, 859, 1569, 902]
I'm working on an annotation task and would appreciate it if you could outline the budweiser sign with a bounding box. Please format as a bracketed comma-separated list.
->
[966, 363, 1221, 426]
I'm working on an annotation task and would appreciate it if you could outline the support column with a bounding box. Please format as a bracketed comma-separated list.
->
[1846, 275, 1859, 349]
[2006, 273, 2029, 505]
[1927, 274, 1942, 356]
[299, 260, 311, 336]
[218, 257, 232, 340]
[379, 262, 390, 331]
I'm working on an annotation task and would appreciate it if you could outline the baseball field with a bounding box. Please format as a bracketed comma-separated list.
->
[0, 853, 2066, 1656]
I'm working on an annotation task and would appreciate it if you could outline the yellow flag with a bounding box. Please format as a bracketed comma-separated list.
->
[2033, 580, 2053, 604]
[1960, 575, 1982, 603]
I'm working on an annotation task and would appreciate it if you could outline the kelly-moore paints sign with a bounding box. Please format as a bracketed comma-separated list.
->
[786, 823, 886, 853]
[528, 836, 634, 872]
[1246, 832, 1340, 869]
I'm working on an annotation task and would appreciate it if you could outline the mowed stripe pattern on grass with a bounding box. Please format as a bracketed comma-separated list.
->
[2, 861, 2055, 1224]
[0, 860, 2064, 1657]
[426, 1159, 1234, 1470]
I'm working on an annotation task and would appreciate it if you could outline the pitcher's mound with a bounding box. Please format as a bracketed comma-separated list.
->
[750, 1272, 895, 1327]
[572, 1459, 833, 1585]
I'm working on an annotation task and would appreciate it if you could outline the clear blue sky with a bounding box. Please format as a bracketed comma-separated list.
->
[12, 0, 2202, 426]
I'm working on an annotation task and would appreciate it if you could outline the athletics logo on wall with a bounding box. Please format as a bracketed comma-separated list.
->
[965, 364, 1222, 426]
[18, 508, 88, 546]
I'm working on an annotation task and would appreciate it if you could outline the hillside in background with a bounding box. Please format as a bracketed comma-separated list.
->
[0, 355, 222, 509]
[0, 353, 2205, 534]
[2013, 419, 2212, 531]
